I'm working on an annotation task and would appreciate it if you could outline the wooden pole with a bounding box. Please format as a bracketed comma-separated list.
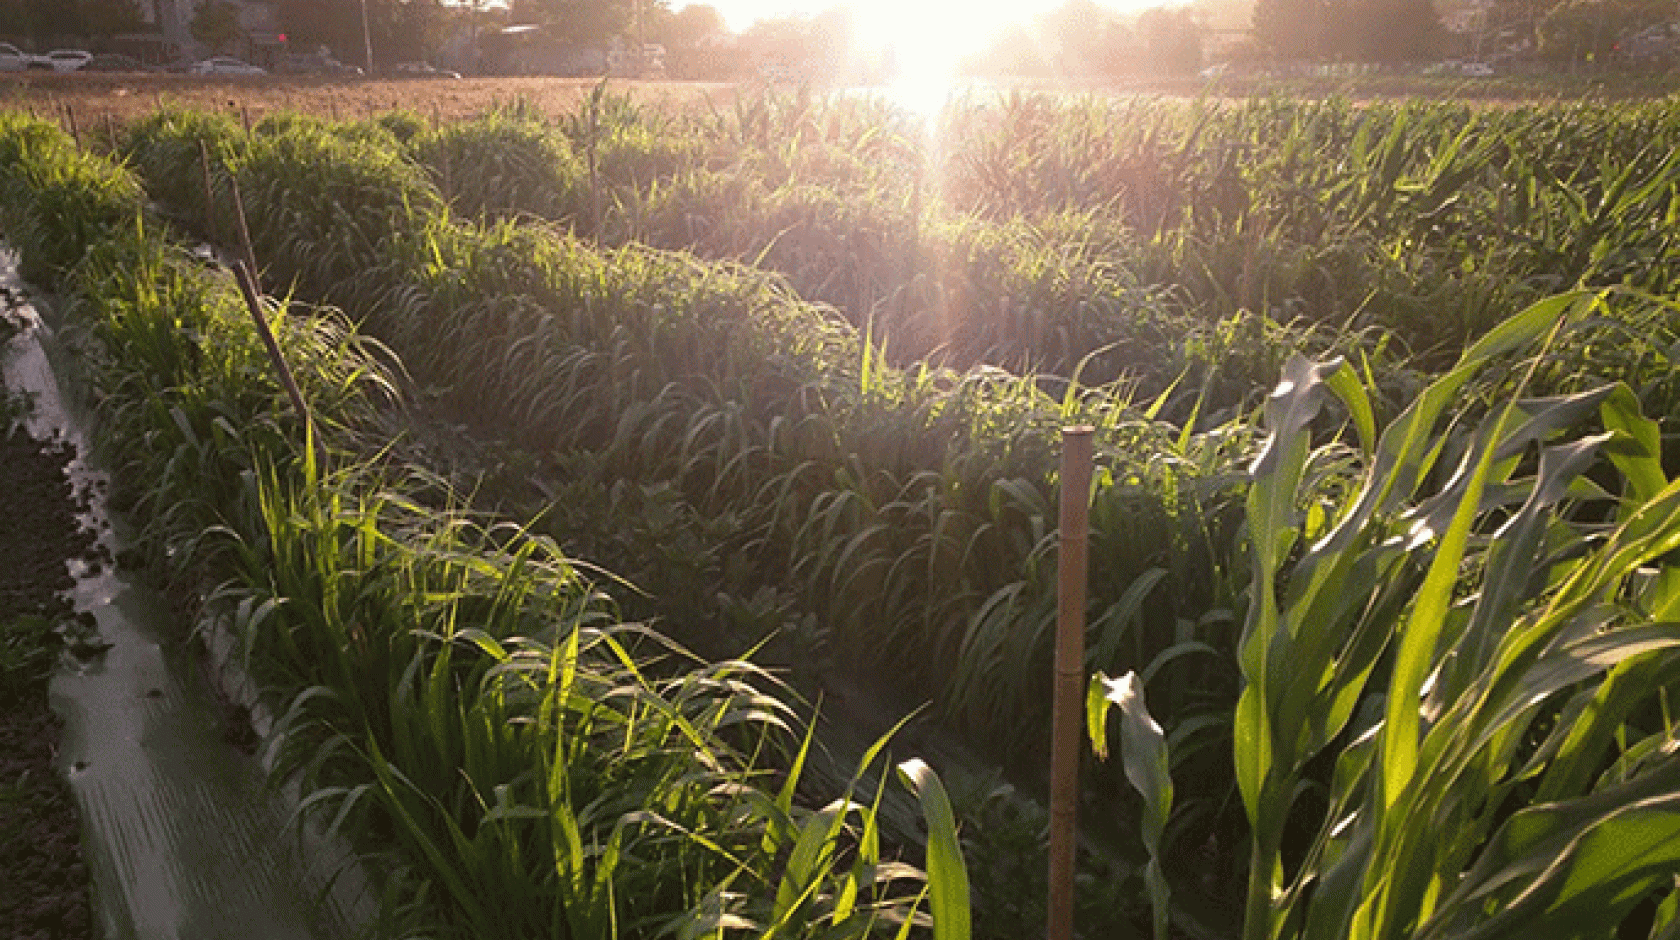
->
[231, 261, 312, 441]
[197, 138, 217, 237]
[586, 100, 602, 240]
[227, 170, 260, 284]
[440, 146, 452, 205]
[64, 103, 80, 150]
[1047, 425, 1094, 940]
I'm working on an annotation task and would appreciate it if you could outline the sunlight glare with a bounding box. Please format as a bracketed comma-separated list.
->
[864, 2, 979, 116]
[882, 59, 956, 117]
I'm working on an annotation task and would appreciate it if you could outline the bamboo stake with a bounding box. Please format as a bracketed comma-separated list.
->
[440, 146, 452, 204]
[232, 261, 312, 440]
[197, 138, 217, 237]
[586, 95, 602, 241]
[64, 103, 80, 150]
[241, 104, 252, 136]
[227, 170, 261, 286]
[103, 112, 117, 151]
[1047, 425, 1094, 940]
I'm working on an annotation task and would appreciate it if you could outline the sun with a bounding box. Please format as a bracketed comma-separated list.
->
[715, 0, 1063, 97]
[851, 0, 1014, 114]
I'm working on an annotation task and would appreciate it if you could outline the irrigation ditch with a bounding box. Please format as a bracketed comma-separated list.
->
[1, 260, 374, 939]
[0, 111, 993, 936]
[0, 281, 96, 940]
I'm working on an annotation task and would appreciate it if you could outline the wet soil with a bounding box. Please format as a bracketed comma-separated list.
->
[0, 414, 97, 939]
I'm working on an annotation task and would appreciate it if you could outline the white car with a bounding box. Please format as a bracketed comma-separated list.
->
[43, 50, 92, 72]
[0, 43, 35, 71]
[191, 56, 266, 75]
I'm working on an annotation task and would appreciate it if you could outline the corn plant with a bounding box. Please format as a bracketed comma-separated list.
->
[1225, 290, 1680, 940]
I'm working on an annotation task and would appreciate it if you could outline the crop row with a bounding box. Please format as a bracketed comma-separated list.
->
[379, 91, 1680, 416]
[0, 112, 970, 939]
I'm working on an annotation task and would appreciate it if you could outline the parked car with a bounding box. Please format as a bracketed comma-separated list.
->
[276, 52, 361, 76]
[0, 43, 30, 71]
[0, 44, 60, 70]
[1425, 59, 1495, 77]
[81, 53, 144, 72]
[43, 49, 92, 72]
[393, 61, 460, 79]
[190, 56, 266, 75]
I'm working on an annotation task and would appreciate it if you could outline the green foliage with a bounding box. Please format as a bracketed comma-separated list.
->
[68, 89, 1680, 939]
[1089, 671, 1174, 940]
[1230, 292, 1680, 940]
[189, 0, 245, 54]
[410, 110, 586, 223]
[0, 615, 60, 703]
[2, 111, 969, 940]
[0, 112, 144, 289]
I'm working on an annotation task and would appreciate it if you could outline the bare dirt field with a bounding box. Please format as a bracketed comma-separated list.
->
[4, 70, 1676, 133]
[0, 73, 746, 128]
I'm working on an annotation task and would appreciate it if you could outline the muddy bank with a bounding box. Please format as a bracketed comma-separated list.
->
[0, 303, 97, 939]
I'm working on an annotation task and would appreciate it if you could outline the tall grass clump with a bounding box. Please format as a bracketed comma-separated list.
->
[410, 111, 587, 223]
[0, 111, 143, 288]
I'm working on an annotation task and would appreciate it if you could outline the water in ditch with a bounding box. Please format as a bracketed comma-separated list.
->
[1, 252, 370, 940]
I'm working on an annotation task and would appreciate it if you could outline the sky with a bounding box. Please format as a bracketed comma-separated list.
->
[704, 0, 1141, 58]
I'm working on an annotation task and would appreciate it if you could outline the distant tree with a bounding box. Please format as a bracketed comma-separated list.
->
[737, 6, 853, 79]
[653, 3, 724, 50]
[1255, 0, 1439, 61]
[371, 0, 448, 64]
[1538, 0, 1671, 62]
[1341, 0, 1442, 60]
[191, 0, 245, 52]
[1252, 0, 1329, 58]
[1137, 6, 1202, 72]
[274, 0, 456, 68]
[1038, 0, 1126, 74]
[274, 0, 356, 56]
[650, 3, 731, 78]
[80, 0, 144, 37]
[960, 25, 1055, 77]
[0, 0, 82, 41]
[508, 0, 634, 46]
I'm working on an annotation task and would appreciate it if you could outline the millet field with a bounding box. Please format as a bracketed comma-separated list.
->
[4, 82, 1680, 940]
